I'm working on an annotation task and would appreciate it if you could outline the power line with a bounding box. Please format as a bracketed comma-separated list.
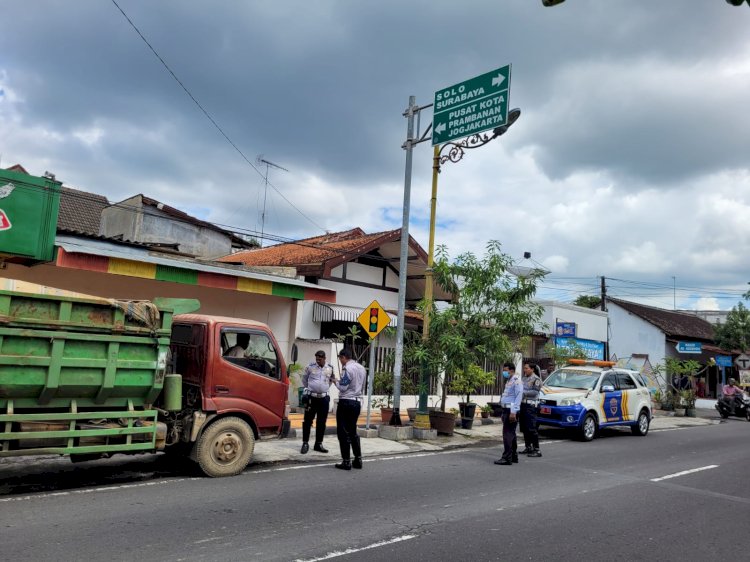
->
[108, 0, 325, 232]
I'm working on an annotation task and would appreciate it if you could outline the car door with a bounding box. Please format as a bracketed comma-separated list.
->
[599, 372, 625, 423]
[212, 327, 288, 432]
[615, 372, 640, 421]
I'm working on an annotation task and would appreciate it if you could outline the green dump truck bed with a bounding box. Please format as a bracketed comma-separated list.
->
[0, 290, 199, 457]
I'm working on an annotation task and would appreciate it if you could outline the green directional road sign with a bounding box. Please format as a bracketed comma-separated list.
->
[432, 64, 511, 146]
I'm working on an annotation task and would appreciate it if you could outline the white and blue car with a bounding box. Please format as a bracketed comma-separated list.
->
[537, 360, 652, 441]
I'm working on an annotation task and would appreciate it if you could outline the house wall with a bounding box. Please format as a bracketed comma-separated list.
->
[608, 301, 667, 369]
[535, 301, 608, 342]
[4, 263, 298, 361]
[139, 211, 231, 258]
[100, 197, 232, 259]
[100, 195, 142, 241]
[318, 279, 398, 310]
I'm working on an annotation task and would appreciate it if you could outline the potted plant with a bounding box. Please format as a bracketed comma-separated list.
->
[449, 408, 461, 427]
[652, 389, 663, 410]
[372, 370, 415, 424]
[481, 404, 492, 419]
[681, 389, 697, 417]
[449, 364, 495, 420]
[429, 408, 457, 435]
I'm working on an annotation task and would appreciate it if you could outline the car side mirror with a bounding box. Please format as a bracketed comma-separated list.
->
[601, 385, 615, 393]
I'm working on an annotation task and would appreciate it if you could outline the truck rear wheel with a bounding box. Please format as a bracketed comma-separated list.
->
[195, 417, 255, 477]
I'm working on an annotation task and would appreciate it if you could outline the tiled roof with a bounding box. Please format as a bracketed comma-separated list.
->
[218, 228, 404, 271]
[608, 297, 715, 341]
[58, 187, 109, 236]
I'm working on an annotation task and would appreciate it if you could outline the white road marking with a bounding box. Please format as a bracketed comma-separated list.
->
[294, 534, 417, 561]
[650, 465, 719, 482]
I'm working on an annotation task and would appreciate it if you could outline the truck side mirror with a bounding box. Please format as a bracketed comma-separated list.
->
[291, 343, 298, 363]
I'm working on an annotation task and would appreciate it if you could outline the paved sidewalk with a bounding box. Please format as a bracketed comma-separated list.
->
[254, 413, 719, 465]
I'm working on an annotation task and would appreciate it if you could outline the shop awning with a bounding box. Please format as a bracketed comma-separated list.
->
[313, 302, 398, 327]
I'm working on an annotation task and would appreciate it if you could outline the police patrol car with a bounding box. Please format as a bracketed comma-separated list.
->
[537, 360, 652, 441]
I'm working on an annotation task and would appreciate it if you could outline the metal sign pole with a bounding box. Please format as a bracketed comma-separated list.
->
[365, 336, 377, 430]
[390, 95, 417, 426]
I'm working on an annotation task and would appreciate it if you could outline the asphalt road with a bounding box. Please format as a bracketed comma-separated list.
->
[1, 420, 747, 561]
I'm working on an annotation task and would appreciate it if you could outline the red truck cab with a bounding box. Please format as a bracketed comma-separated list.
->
[170, 314, 290, 476]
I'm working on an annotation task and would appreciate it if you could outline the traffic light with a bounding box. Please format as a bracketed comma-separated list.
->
[542, 0, 566, 5]
[369, 308, 379, 333]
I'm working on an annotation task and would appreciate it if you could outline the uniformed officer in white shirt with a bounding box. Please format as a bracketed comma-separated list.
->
[300, 350, 334, 454]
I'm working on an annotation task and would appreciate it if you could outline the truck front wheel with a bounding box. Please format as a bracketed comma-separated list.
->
[195, 417, 255, 477]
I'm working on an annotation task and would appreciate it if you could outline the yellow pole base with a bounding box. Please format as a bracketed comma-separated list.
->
[413, 412, 431, 430]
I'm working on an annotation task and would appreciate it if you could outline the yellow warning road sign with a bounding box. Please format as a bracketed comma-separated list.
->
[357, 300, 391, 339]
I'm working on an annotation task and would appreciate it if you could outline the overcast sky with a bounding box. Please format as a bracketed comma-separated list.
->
[2, 0, 750, 310]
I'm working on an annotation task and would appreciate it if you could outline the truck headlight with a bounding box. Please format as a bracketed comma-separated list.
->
[559, 398, 581, 406]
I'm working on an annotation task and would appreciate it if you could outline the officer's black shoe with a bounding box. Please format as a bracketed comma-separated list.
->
[527, 449, 542, 458]
[494, 459, 513, 466]
[512, 456, 519, 464]
[519, 447, 533, 455]
[313, 443, 328, 453]
[335, 460, 352, 470]
[352, 457, 363, 469]
[300, 442, 309, 454]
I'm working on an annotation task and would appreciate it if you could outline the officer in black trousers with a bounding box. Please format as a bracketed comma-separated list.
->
[332, 348, 366, 470]
[520, 362, 542, 457]
[300, 350, 334, 454]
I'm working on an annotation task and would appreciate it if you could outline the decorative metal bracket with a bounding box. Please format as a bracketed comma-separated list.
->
[435, 108, 521, 172]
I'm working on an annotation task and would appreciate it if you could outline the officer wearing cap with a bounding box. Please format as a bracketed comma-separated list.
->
[300, 350, 335, 454]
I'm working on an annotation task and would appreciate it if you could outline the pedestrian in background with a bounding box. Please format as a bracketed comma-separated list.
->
[495, 362, 523, 466]
[300, 350, 334, 455]
[333, 348, 366, 470]
[520, 362, 542, 458]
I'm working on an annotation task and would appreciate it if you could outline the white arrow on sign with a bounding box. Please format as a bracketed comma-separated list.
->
[491, 73, 506, 88]
[434, 122, 446, 135]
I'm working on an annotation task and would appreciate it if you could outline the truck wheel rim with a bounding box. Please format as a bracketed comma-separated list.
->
[213, 431, 242, 464]
[639, 414, 648, 433]
[584, 418, 595, 438]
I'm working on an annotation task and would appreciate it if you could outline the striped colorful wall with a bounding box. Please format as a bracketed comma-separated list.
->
[55, 248, 335, 303]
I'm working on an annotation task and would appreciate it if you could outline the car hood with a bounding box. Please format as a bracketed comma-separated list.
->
[540, 386, 589, 402]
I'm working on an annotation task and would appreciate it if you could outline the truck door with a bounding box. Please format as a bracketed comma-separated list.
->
[599, 372, 625, 423]
[212, 327, 287, 432]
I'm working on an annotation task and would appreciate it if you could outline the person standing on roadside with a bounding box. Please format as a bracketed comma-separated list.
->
[520, 362, 542, 458]
[333, 348, 366, 471]
[300, 350, 334, 455]
[495, 362, 523, 466]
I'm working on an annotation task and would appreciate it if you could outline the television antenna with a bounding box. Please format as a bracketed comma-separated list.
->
[255, 155, 289, 247]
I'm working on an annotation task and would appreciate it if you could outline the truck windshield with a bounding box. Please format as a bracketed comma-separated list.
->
[544, 369, 601, 390]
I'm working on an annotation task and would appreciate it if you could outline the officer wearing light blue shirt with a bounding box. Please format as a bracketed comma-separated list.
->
[495, 363, 523, 466]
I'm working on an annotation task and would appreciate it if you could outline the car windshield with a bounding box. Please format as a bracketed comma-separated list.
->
[544, 369, 601, 390]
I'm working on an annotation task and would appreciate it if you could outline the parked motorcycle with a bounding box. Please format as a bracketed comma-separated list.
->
[715, 392, 750, 421]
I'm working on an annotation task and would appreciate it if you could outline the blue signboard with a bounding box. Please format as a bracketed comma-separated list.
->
[555, 337, 605, 360]
[715, 355, 733, 368]
[555, 322, 577, 337]
[676, 341, 702, 354]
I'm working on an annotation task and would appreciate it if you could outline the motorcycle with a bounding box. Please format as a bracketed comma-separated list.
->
[715, 392, 750, 421]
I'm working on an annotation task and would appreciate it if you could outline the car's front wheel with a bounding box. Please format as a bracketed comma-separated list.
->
[578, 413, 597, 442]
[631, 409, 650, 436]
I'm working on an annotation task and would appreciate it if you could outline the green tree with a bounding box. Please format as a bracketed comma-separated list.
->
[714, 302, 750, 353]
[406, 241, 545, 411]
[574, 295, 601, 309]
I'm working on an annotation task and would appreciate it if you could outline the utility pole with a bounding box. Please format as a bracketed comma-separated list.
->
[601, 276, 609, 360]
[672, 276, 676, 310]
